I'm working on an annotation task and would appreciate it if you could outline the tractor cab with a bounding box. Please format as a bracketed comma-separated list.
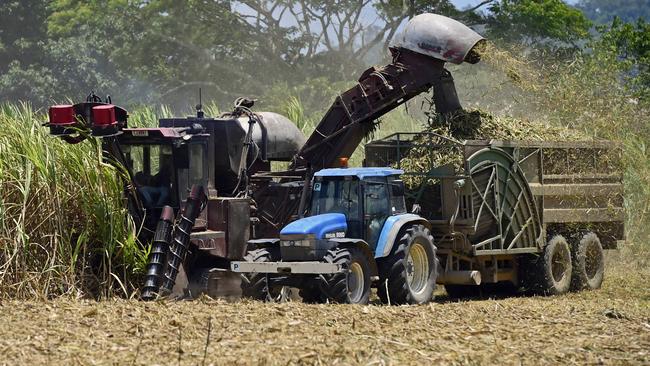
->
[307, 168, 407, 248]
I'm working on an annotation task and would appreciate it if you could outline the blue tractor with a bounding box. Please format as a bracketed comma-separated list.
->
[231, 167, 439, 305]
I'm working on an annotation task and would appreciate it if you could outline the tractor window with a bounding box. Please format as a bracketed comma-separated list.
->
[310, 179, 359, 217]
[388, 177, 407, 214]
[364, 182, 390, 245]
[310, 178, 361, 238]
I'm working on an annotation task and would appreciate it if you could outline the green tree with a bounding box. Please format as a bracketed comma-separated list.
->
[0, 1, 49, 74]
[594, 17, 650, 100]
[45, 0, 272, 108]
[486, 0, 592, 48]
[577, 0, 650, 24]
[0, 1, 128, 106]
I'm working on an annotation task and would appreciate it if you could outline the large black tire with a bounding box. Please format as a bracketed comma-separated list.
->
[240, 248, 290, 302]
[321, 247, 372, 304]
[377, 224, 438, 305]
[444, 284, 480, 299]
[298, 286, 327, 304]
[533, 235, 573, 295]
[570, 232, 605, 291]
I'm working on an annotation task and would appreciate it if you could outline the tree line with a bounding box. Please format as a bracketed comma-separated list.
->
[0, 0, 647, 110]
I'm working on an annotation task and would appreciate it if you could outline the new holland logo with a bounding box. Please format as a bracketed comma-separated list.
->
[325, 232, 345, 239]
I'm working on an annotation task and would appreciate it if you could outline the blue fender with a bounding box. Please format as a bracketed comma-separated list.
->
[374, 214, 431, 258]
[280, 213, 347, 239]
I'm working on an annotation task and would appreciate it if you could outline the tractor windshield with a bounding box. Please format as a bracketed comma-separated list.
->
[310, 178, 362, 238]
[310, 178, 360, 219]
[123, 143, 176, 209]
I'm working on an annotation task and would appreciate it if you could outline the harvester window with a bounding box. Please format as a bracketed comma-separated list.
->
[178, 143, 207, 202]
[124, 144, 175, 208]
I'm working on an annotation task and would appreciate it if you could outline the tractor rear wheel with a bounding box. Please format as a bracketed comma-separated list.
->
[533, 235, 573, 295]
[570, 232, 605, 291]
[378, 224, 438, 305]
[321, 247, 371, 304]
[240, 248, 290, 302]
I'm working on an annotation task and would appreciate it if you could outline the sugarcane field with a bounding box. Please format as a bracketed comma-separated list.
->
[0, 1, 649, 365]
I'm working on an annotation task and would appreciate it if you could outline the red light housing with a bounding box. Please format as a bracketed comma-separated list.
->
[92, 105, 117, 126]
[48, 105, 75, 126]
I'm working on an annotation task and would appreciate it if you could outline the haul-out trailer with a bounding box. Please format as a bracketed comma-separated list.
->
[364, 134, 623, 299]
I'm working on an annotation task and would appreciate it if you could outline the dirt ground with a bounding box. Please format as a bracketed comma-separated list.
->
[0, 254, 648, 366]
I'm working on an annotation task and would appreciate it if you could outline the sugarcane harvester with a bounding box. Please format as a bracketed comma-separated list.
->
[44, 94, 306, 299]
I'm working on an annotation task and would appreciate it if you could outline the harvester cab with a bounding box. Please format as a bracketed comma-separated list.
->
[44, 93, 211, 236]
[118, 124, 210, 228]
[232, 167, 438, 305]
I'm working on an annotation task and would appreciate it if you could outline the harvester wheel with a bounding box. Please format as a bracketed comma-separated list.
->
[377, 224, 438, 305]
[240, 248, 290, 302]
[570, 232, 605, 291]
[534, 235, 572, 295]
[321, 247, 371, 304]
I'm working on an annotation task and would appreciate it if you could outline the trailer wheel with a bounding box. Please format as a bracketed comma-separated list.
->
[377, 224, 438, 305]
[534, 235, 572, 295]
[570, 232, 605, 291]
[321, 247, 371, 304]
[240, 248, 290, 302]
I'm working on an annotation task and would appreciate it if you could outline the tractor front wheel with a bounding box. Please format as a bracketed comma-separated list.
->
[240, 248, 290, 302]
[321, 247, 371, 304]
